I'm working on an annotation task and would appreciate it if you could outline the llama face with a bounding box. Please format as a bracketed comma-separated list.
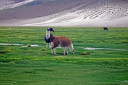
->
[45, 28, 54, 40]
[46, 30, 50, 39]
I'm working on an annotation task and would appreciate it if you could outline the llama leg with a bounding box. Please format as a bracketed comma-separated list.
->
[66, 47, 68, 55]
[46, 43, 48, 48]
[51, 48, 53, 54]
[49, 43, 51, 48]
[49, 42, 53, 48]
[52, 47, 56, 54]
[51, 48, 56, 54]
[64, 47, 68, 55]
[53, 48, 56, 54]
[64, 47, 67, 55]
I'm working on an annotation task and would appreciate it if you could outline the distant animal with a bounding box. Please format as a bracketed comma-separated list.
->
[44, 28, 54, 48]
[51, 36, 74, 55]
[103, 27, 108, 30]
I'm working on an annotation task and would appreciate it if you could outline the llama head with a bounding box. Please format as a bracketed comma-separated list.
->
[69, 44, 74, 54]
[47, 28, 54, 32]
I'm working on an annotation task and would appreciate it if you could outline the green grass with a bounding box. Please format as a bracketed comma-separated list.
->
[0, 26, 128, 85]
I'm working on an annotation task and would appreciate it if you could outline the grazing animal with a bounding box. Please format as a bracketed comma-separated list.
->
[103, 27, 108, 30]
[51, 36, 74, 55]
[44, 28, 54, 48]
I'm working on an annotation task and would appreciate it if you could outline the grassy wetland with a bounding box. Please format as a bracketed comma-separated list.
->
[0, 26, 128, 85]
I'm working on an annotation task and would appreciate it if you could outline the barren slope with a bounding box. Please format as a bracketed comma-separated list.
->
[0, 0, 128, 27]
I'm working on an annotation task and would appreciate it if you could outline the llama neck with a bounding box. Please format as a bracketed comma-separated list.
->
[46, 30, 50, 39]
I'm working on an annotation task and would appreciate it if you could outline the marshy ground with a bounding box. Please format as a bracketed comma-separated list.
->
[0, 26, 128, 85]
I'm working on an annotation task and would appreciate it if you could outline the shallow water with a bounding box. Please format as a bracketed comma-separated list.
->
[0, 43, 40, 47]
[84, 47, 126, 51]
[85, 47, 103, 50]
[0, 43, 23, 46]
[22, 44, 39, 47]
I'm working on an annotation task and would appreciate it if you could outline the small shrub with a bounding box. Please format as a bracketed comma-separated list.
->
[41, 47, 47, 51]
[81, 51, 87, 55]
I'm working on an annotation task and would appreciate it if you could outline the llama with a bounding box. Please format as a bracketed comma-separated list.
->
[44, 28, 54, 48]
[51, 36, 74, 55]
[103, 27, 108, 30]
